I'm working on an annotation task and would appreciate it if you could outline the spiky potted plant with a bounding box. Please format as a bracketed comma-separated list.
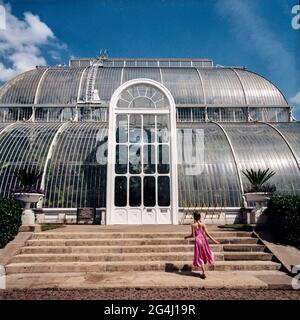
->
[242, 168, 276, 203]
[242, 168, 276, 224]
[12, 168, 44, 226]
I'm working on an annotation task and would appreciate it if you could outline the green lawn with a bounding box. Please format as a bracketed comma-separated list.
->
[41, 224, 65, 232]
[218, 224, 254, 231]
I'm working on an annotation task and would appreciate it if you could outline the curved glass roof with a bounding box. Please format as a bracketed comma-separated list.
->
[0, 66, 288, 106]
[0, 122, 298, 208]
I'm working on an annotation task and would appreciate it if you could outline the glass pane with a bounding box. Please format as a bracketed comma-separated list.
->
[62, 108, 74, 121]
[207, 108, 220, 121]
[157, 115, 169, 143]
[177, 108, 191, 122]
[144, 176, 156, 207]
[129, 144, 141, 174]
[192, 108, 205, 122]
[115, 145, 127, 174]
[158, 144, 169, 174]
[131, 97, 155, 108]
[116, 115, 128, 143]
[129, 114, 141, 143]
[143, 145, 156, 174]
[115, 176, 127, 207]
[158, 176, 170, 206]
[143, 115, 156, 143]
[129, 176, 141, 207]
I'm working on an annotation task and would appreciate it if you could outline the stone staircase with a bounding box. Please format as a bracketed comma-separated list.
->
[5, 229, 282, 274]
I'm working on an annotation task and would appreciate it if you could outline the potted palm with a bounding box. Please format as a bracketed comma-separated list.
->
[242, 168, 276, 203]
[242, 168, 276, 224]
[12, 168, 44, 226]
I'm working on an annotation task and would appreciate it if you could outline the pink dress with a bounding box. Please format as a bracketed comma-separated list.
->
[193, 227, 215, 267]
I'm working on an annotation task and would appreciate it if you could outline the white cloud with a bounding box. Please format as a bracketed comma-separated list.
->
[0, 3, 67, 81]
[290, 92, 300, 120]
[215, 0, 297, 86]
[290, 92, 300, 105]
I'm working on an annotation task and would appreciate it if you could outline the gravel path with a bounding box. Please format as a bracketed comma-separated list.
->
[0, 288, 299, 300]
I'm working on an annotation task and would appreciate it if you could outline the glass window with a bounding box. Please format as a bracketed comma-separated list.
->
[116, 84, 169, 109]
[125, 60, 136, 67]
[144, 176, 156, 207]
[131, 97, 155, 108]
[220, 108, 234, 122]
[158, 144, 169, 174]
[207, 108, 220, 121]
[192, 61, 204, 67]
[158, 176, 170, 206]
[115, 145, 128, 174]
[192, 108, 205, 122]
[129, 176, 141, 207]
[181, 61, 192, 67]
[136, 61, 147, 67]
[143, 115, 156, 143]
[115, 176, 127, 207]
[177, 108, 191, 122]
[234, 108, 247, 122]
[129, 114, 141, 143]
[143, 145, 156, 174]
[129, 144, 141, 174]
[19, 107, 33, 121]
[116, 115, 128, 143]
[113, 60, 124, 67]
[62, 108, 74, 121]
[159, 61, 169, 67]
[148, 61, 158, 67]
[157, 115, 169, 143]
[170, 60, 180, 67]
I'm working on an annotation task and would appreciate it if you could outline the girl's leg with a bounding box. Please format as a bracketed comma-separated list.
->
[201, 265, 206, 278]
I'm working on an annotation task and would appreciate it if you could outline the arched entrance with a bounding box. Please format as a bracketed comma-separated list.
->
[106, 79, 178, 224]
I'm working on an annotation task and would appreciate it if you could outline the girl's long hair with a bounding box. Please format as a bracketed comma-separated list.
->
[193, 211, 201, 221]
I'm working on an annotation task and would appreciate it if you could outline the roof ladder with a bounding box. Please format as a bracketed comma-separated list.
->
[85, 65, 100, 103]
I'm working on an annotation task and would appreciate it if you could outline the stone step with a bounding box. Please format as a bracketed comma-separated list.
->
[31, 231, 252, 239]
[20, 244, 224, 254]
[5, 270, 292, 290]
[223, 252, 273, 261]
[26, 237, 258, 247]
[223, 244, 266, 252]
[10, 252, 222, 263]
[11, 251, 273, 263]
[5, 260, 281, 274]
[20, 243, 265, 255]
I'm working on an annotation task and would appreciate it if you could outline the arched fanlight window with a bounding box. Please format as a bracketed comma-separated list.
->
[116, 84, 169, 109]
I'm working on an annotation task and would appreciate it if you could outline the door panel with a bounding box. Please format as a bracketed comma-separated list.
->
[157, 208, 171, 224]
[142, 208, 156, 224]
[112, 209, 127, 224]
[128, 208, 142, 224]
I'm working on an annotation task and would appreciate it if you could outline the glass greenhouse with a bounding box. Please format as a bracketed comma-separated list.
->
[0, 57, 299, 224]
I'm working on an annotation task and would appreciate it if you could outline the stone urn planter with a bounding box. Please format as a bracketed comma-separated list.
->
[243, 192, 273, 225]
[13, 192, 44, 226]
[243, 192, 272, 203]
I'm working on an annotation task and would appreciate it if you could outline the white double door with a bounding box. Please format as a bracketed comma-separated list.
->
[111, 111, 172, 224]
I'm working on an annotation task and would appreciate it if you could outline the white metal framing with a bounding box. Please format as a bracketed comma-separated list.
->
[211, 121, 245, 196]
[263, 122, 300, 171]
[34, 68, 49, 105]
[37, 122, 70, 207]
[107, 78, 178, 225]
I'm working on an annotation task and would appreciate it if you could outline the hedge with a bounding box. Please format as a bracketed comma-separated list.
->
[266, 195, 300, 248]
[0, 197, 23, 248]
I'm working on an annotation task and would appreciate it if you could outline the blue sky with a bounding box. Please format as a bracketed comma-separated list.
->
[0, 0, 300, 118]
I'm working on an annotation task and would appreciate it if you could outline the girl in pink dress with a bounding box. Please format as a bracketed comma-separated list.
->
[184, 212, 220, 278]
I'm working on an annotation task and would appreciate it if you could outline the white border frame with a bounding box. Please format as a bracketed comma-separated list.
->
[106, 78, 178, 225]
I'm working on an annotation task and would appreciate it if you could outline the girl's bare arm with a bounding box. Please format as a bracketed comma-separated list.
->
[203, 224, 220, 244]
[184, 225, 195, 239]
